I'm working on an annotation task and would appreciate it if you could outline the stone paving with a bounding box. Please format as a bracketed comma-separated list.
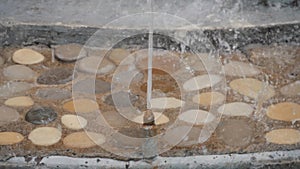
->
[0, 43, 299, 161]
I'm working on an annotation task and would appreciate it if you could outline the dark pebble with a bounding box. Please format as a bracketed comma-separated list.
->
[37, 68, 73, 85]
[25, 107, 57, 125]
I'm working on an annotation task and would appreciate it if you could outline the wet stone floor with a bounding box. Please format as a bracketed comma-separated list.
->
[0, 43, 299, 161]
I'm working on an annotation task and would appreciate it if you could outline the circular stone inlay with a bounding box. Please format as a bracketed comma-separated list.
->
[0, 106, 19, 126]
[265, 129, 300, 145]
[3, 65, 37, 80]
[25, 107, 57, 125]
[61, 114, 87, 130]
[217, 102, 253, 117]
[36, 88, 71, 100]
[12, 48, 45, 65]
[0, 132, 24, 145]
[183, 74, 222, 91]
[37, 67, 73, 85]
[229, 78, 275, 100]
[4, 96, 34, 107]
[63, 99, 98, 113]
[28, 127, 61, 146]
[266, 102, 300, 122]
[216, 119, 253, 147]
[133, 112, 169, 125]
[55, 43, 86, 61]
[192, 92, 225, 107]
[178, 109, 215, 125]
[63, 131, 105, 148]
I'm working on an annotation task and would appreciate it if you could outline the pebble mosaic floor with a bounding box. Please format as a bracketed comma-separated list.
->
[0, 43, 299, 160]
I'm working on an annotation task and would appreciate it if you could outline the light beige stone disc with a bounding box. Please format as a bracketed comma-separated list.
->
[28, 127, 61, 146]
[266, 102, 300, 122]
[0, 132, 24, 145]
[229, 78, 275, 100]
[265, 129, 300, 145]
[63, 131, 105, 148]
[150, 97, 184, 109]
[4, 96, 34, 107]
[61, 114, 87, 130]
[12, 48, 45, 65]
[217, 102, 253, 117]
[192, 92, 225, 106]
[178, 109, 215, 125]
[63, 99, 99, 113]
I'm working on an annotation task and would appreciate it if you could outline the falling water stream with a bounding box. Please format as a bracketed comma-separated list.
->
[146, 0, 153, 110]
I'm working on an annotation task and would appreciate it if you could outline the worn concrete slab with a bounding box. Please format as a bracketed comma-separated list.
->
[1, 150, 300, 169]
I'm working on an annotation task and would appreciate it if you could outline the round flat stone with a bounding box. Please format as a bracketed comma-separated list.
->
[4, 96, 34, 107]
[104, 91, 138, 107]
[183, 75, 222, 91]
[28, 127, 61, 146]
[55, 43, 86, 61]
[73, 78, 111, 94]
[178, 109, 215, 125]
[0, 106, 19, 126]
[133, 112, 169, 125]
[266, 102, 300, 122]
[108, 48, 132, 65]
[36, 88, 71, 100]
[150, 97, 184, 109]
[192, 92, 225, 107]
[37, 68, 73, 85]
[224, 61, 260, 77]
[218, 102, 253, 117]
[63, 99, 98, 113]
[0, 82, 33, 97]
[229, 78, 275, 100]
[3, 65, 37, 80]
[266, 129, 300, 145]
[217, 119, 253, 147]
[25, 107, 57, 125]
[63, 131, 105, 148]
[280, 81, 300, 97]
[78, 56, 115, 75]
[0, 132, 24, 145]
[61, 114, 87, 130]
[12, 48, 45, 65]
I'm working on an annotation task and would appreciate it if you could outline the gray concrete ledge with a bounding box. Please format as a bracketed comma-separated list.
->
[1, 150, 300, 169]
